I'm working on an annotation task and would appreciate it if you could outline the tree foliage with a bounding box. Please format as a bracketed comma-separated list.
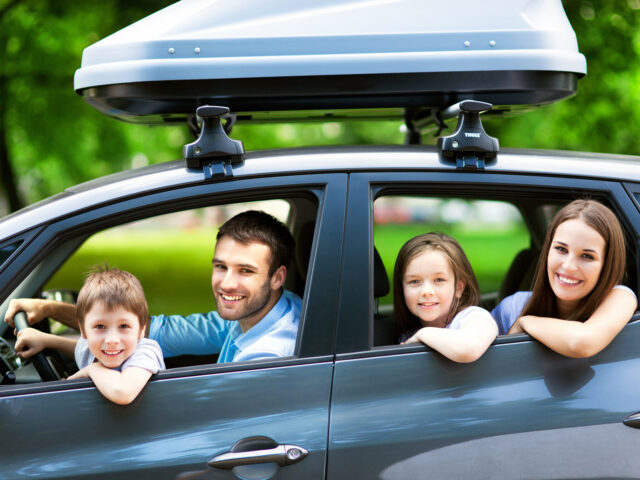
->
[1, 0, 639, 215]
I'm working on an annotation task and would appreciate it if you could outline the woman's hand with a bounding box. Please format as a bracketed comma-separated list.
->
[507, 317, 527, 334]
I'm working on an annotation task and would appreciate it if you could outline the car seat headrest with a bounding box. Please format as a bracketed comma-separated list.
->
[374, 247, 390, 298]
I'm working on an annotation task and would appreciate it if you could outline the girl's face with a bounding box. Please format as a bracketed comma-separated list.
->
[547, 218, 606, 316]
[403, 249, 464, 328]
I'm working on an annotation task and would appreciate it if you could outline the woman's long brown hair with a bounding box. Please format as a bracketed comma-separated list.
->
[521, 199, 626, 321]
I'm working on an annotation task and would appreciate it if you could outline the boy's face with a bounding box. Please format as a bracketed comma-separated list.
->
[81, 301, 144, 369]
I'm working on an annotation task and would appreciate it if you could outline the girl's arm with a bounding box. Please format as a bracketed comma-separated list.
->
[404, 313, 498, 363]
[67, 363, 152, 405]
[15, 327, 77, 358]
[518, 287, 637, 358]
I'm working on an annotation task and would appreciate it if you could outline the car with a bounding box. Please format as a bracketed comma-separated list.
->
[2, 0, 640, 479]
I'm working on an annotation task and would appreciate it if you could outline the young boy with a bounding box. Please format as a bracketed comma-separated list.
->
[15, 268, 164, 405]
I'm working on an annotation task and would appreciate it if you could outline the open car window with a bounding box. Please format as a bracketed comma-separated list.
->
[3, 196, 322, 383]
[373, 196, 530, 346]
[46, 200, 292, 319]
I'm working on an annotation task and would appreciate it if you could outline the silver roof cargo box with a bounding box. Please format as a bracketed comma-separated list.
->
[74, 0, 586, 125]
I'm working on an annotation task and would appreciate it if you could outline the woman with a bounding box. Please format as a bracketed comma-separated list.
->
[492, 199, 637, 357]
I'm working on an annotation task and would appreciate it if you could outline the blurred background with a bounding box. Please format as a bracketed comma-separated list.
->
[1, 0, 638, 315]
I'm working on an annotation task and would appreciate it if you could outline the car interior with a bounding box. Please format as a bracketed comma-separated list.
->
[371, 192, 639, 347]
[2, 188, 639, 383]
[0, 195, 320, 383]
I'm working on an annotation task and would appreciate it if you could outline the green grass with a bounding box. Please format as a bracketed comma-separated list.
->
[45, 223, 529, 315]
[375, 223, 530, 305]
[45, 229, 219, 316]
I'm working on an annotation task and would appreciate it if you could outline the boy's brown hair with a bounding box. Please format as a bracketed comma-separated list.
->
[76, 267, 149, 331]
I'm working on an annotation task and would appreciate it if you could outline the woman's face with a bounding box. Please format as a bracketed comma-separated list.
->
[402, 249, 464, 328]
[547, 218, 605, 317]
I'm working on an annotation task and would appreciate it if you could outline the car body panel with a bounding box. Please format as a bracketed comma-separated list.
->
[4, 146, 640, 241]
[2, 149, 640, 479]
[328, 323, 640, 479]
[0, 361, 333, 479]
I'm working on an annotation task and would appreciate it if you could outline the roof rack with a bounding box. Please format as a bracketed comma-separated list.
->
[437, 100, 499, 170]
[183, 106, 244, 179]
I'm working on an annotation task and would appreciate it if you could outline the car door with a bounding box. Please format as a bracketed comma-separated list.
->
[0, 173, 347, 480]
[327, 171, 640, 479]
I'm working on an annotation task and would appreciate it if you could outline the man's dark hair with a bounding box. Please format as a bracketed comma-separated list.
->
[217, 210, 295, 275]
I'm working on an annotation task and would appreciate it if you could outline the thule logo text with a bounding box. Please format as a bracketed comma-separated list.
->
[464, 132, 481, 138]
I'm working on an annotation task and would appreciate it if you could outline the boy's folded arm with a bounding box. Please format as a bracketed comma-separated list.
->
[69, 363, 153, 405]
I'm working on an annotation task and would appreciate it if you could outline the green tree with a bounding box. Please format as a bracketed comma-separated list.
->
[487, 0, 640, 153]
[0, 0, 180, 213]
[1, 0, 639, 215]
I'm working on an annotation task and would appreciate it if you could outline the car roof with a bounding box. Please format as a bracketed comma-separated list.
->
[2, 145, 640, 240]
[74, 0, 586, 125]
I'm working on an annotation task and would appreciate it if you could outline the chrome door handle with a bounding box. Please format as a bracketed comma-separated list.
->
[623, 412, 640, 428]
[208, 444, 308, 469]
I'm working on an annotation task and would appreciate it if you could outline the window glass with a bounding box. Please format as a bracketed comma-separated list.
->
[45, 200, 291, 318]
[0, 241, 21, 267]
[374, 196, 529, 310]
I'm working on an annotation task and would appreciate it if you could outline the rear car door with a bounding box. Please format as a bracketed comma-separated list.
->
[327, 170, 640, 479]
[0, 172, 347, 479]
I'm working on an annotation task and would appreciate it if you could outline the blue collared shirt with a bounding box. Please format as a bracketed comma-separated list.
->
[149, 290, 301, 363]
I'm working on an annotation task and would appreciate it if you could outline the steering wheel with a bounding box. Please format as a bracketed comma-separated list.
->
[13, 311, 59, 381]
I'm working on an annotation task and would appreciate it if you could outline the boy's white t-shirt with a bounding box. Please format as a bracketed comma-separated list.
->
[74, 337, 165, 373]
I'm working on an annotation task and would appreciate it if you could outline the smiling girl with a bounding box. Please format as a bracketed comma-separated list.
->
[394, 232, 497, 363]
[492, 199, 637, 357]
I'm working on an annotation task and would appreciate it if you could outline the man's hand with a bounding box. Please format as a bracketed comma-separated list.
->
[4, 298, 50, 328]
[4, 298, 78, 330]
[15, 327, 51, 358]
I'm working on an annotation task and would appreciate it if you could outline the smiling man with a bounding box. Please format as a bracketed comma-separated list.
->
[5, 211, 301, 364]
[149, 210, 301, 362]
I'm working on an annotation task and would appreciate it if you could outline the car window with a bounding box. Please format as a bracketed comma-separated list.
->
[373, 196, 529, 345]
[0, 241, 21, 266]
[45, 200, 291, 317]
[21, 197, 318, 371]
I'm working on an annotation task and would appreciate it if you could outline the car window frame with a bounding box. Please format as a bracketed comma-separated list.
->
[335, 170, 639, 356]
[0, 172, 348, 397]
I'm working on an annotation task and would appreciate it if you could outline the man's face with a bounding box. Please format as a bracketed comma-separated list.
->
[211, 236, 285, 332]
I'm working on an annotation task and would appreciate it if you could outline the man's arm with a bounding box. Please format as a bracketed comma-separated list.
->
[4, 298, 78, 329]
[149, 312, 227, 357]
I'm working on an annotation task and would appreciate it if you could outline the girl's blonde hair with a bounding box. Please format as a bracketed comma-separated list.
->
[393, 232, 480, 336]
[522, 199, 626, 321]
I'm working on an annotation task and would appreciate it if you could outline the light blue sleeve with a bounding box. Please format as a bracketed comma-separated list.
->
[491, 291, 531, 335]
[149, 311, 230, 358]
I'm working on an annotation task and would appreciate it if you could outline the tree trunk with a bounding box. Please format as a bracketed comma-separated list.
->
[0, 0, 25, 213]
